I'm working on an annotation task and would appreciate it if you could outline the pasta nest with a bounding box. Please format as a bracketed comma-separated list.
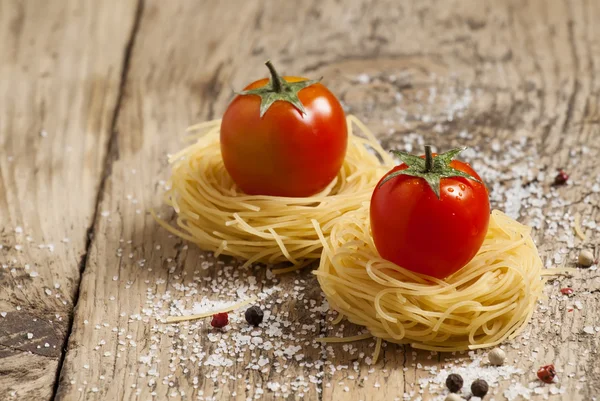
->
[314, 208, 544, 352]
[155, 116, 394, 269]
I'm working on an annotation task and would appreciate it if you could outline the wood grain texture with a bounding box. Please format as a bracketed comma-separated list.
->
[32, 0, 600, 400]
[0, 0, 138, 399]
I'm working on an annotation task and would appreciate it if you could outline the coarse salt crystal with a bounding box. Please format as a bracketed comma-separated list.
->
[356, 74, 370, 84]
[504, 382, 532, 400]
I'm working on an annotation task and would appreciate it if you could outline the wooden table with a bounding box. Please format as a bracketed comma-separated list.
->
[1, 1, 599, 400]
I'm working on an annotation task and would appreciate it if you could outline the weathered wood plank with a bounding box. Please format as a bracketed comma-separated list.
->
[56, 0, 600, 400]
[0, 0, 138, 399]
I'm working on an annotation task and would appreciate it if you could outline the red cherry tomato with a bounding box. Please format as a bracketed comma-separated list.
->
[370, 147, 490, 279]
[220, 62, 347, 197]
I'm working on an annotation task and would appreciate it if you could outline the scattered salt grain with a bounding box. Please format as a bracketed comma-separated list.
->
[356, 74, 370, 84]
[583, 326, 595, 335]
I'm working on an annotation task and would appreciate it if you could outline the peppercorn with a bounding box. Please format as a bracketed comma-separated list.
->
[488, 347, 506, 366]
[445, 373, 463, 393]
[578, 249, 595, 267]
[471, 379, 489, 397]
[444, 394, 464, 401]
[553, 170, 569, 185]
[537, 364, 556, 383]
[244, 306, 264, 326]
[560, 287, 574, 296]
[210, 312, 229, 328]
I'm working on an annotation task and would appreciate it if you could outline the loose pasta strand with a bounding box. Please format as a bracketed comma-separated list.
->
[165, 296, 257, 323]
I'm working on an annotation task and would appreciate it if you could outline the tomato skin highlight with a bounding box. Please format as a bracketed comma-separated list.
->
[370, 158, 490, 279]
[220, 76, 347, 197]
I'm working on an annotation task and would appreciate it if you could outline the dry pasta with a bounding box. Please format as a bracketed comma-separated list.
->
[314, 207, 545, 352]
[154, 116, 394, 268]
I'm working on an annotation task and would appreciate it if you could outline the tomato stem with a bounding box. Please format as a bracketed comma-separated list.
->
[265, 60, 283, 92]
[240, 61, 320, 117]
[424, 145, 434, 172]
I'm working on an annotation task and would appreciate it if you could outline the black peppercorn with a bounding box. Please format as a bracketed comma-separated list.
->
[471, 379, 489, 397]
[244, 306, 264, 326]
[445, 373, 463, 393]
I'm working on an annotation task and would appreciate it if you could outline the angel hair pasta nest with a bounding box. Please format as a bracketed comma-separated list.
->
[155, 116, 394, 269]
[314, 207, 545, 352]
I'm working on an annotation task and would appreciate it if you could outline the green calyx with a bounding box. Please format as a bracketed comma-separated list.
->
[239, 60, 321, 118]
[379, 145, 482, 199]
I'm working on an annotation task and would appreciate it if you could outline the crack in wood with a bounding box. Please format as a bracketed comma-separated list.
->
[50, 0, 146, 400]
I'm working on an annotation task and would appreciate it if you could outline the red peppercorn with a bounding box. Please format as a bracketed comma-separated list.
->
[210, 312, 229, 328]
[553, 170, 569, 185]
[537, 364, 556, 383]
[560, 287, 574, 295]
